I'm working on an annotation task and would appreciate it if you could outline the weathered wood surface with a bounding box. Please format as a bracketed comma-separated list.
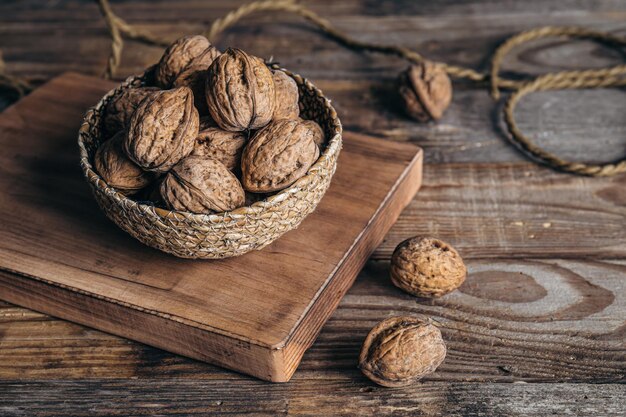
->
[1, 381, 624, 417]
[0, 72, 423, 382]
[2, 0, 626, 163]
[0, 0, 625, 415]
[1, 258, 624, 382]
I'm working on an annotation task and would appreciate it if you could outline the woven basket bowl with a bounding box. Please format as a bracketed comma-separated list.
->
[78, 66, 342, 259]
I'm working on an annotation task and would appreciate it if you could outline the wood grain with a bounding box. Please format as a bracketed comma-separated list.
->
[0, 72, 423, 382]
[375, 162, 626, 260]
[1, 0, 625, 414]
[0, 380, 624, 416]
[2, 259, 623, 382]
[2, 1, 625, 163]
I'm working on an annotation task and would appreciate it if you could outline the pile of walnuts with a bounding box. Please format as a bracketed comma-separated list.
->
[96, 35, 325, 214]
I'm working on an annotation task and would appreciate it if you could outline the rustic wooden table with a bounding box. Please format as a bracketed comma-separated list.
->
[1, 1, 624, 416]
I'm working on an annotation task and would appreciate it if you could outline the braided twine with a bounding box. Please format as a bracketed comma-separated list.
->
[3, 0, 626, 177]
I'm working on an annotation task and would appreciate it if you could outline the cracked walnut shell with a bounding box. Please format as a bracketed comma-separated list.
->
[94, 131, 154, 196]
[398, 61, 452, 122]
[125, 87, 199, 173]
[103, 86, 159, 135]
[391, 237, 466, 298]
[241, 119, 319, 193]
[359, 316, 446, 388]
[155, 35, 213, 88]
[272, 70, 299, 120]
[160, 156, 245, 214]
[190, 127, 247, 171]
[205, 48, 275, 131]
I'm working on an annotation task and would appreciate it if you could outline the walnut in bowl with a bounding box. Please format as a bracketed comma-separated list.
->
[79, 39, 342, 259]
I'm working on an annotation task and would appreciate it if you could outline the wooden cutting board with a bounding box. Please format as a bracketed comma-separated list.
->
[0, 73, 423, 382]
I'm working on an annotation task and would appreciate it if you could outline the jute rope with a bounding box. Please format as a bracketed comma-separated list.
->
[503, 71, 626, 176]
[93, 0, 626, 177]
[490, 27, 626, 176]
[3, 0, 626, 176]
[96, 0, 169, 79]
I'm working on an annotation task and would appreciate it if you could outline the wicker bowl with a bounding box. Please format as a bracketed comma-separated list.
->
[78, 66, 342, 259]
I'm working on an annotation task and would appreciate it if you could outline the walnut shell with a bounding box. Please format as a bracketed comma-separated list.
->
[94, 132, 154, 196]
[125, 87, 199, 173]
[190, 127, 246, 171]
[398, 61, 452, 122]
[160, 156, 245, 214]
[359, 316, 446, 387]
[272, 70, 299, 120]
[205, 48, 275, 131]
[172, 45, 221, 115]
[241, 119, 320, 193]
[391, 237, 466, 298]
[103, 87, 159, 136]
[155, 35, 211, 88]
[300, 119, 325, 148]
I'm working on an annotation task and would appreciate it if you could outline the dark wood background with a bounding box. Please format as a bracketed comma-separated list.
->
[0, 1, 624, 415]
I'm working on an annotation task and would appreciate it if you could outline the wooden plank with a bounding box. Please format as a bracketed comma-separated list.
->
[2, 2, 624, 79]
[373, 162, 626, 259]
[0, 72, 423, 382]
[1, 259, 623, 382]
[4, 0, 625, 20]
[2, 10, 625, 162]
[0, 380, 623, 416]
[1, 0, 624, 413]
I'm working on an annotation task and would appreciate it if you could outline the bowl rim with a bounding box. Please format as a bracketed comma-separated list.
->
[78, 65, 343, 223]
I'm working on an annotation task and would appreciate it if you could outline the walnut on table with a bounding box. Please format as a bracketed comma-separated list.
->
[398, 61, 452, 123]
[359, 316, 447, 387]
[390, 236, 466, 298]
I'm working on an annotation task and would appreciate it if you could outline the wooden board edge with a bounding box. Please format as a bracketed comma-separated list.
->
[0, 270, 283, 382]
[274, 147, 424, 382]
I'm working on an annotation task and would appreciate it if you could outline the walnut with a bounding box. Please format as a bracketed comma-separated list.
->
[155, 35, 213, 88]
[398, 61, 452, 122]
[359, 316, 446, 387]
[272, 70, 299, 120]
[241, 119, 319, 193]
[94, 131, 154, 196]
[160, 156, 245, 214]
[103, 87, 159, 135]
[300, 119, 325, 148]
[391, 237, 466, 298]
[125, 87, 199, 173]
[172, 45, 221, 115]
[190, 127, 247, 171]
[205, 48, 275, 132]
